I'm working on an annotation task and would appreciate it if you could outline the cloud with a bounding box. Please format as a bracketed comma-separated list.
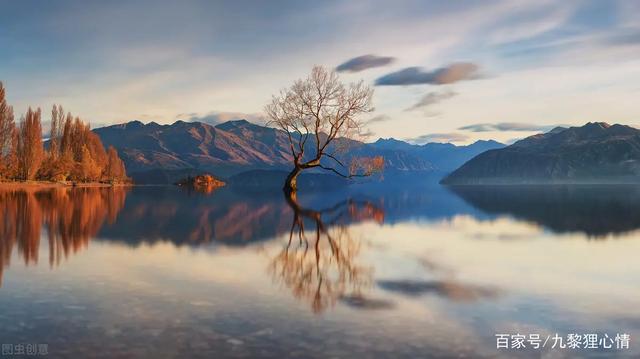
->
[602, 29, 640, 47]
[377, 279, 500, 302]
[406, 132, 469, 144]
[405, 90, 457, 111]
[336, 54, 395, 72]
[458, 122, 565, 132]
[339, 295, 395, 310]
[176, 111, 266, 125]
[487, 3, 574, 45]
[375, 62, 480, 86]
[365, 114, 391, 124]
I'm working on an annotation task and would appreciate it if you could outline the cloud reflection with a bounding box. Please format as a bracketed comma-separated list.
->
[377, 279, 500, 302]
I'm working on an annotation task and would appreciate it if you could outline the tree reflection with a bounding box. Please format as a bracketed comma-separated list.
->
[268, 192, 384, 314]
[0, 187, 127, 286]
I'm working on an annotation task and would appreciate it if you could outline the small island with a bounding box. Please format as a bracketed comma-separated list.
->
[175, 174, 226, 193]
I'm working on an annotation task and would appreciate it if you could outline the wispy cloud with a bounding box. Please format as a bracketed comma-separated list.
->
[458, 122, 565, 132]
[365, 114, 391, 124]
[406, 132, 469, 144]
[601, 29, 640, 47]
[176, 111, 266, 125]
[336, 54, 395, 73]
[375, 62, 480, 86]
[487, 3, 574, 45]
[3, 0, 638, 143]
[405, 90, 457, 111]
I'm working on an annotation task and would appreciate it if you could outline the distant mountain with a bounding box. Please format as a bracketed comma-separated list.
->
[94, 120, 434, 180]
[94, 119, 503, 183]
[442, 122, 640, 185]
[94, 120, 292, 175]
[373, 138, 504, 172]
[421, 140, 505, 172]
[371, 138, 417, 152]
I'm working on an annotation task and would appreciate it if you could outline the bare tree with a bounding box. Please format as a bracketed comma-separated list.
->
[265, 66, 383, 194]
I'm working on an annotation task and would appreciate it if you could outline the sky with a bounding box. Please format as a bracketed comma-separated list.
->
[1, 0, 639, 144]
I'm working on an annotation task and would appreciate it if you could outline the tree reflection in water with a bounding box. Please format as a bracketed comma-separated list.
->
[0, 187, 128, 286]
[269, 192, 384, 314]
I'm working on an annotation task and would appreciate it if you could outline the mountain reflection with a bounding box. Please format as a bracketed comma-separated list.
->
[0, 187, 128, 286]
[268, 193, 384, 314]
[448, 185, 640, 237]
[98, 189, 294, 244]
[4, 182, 636, 291]
[97, 187, 387, 245]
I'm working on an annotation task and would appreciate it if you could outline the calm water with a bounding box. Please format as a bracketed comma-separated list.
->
[1, 182, 639, 358]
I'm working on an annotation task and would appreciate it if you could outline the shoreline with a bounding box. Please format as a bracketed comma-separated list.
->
[0, 181, 135, 189]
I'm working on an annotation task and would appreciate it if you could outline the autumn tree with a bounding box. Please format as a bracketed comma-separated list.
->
[16, 108, 44, 180]
[5, 128, 19, 179]
[105, 146, 127, 182]
[54, 114, 114, 182]
[1, 83, 128, 183]
[79, 145, 101, 181]
[0, 82, 16, 179]
[265, 66, 383, 194]
[57, 112, 76, 179]
[38, 105, 67, 180]
[49, 104, 66, 159]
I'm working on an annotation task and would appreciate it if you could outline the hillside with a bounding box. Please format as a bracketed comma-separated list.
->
[93, 120, 292, 176]
[94, 119, 502, 183]
[441, 122, 640, 185]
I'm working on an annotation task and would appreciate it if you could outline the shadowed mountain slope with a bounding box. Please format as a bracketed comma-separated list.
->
[442, 122, 640, 184]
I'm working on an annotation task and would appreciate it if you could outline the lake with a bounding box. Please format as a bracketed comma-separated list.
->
[1, 182, 639, 358]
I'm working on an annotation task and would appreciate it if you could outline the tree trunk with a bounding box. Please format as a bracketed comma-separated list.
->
[284, 166, 302, 194]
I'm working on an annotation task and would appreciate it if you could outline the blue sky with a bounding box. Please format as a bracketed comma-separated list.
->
[1, 0, 639, 144]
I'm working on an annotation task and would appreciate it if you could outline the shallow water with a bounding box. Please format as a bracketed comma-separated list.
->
[0, 183, 639, 358]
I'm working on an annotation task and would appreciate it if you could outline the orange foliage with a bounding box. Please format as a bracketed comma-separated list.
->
[176, 174, 226, 194]
[349, 155, 385, 176]
[16, 107, 44, 180]
[0, 82, 129, 183]
[0, 82, 17, 179]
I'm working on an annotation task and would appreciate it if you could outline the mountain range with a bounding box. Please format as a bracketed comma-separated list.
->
[372, 137, 504, 172]
[94, 119, 504, 183]
[442, 122, 640, 184]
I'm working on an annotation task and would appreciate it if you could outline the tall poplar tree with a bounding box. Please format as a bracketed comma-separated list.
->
[17, 108, 44, 180]
[0, 82, 16, 178]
